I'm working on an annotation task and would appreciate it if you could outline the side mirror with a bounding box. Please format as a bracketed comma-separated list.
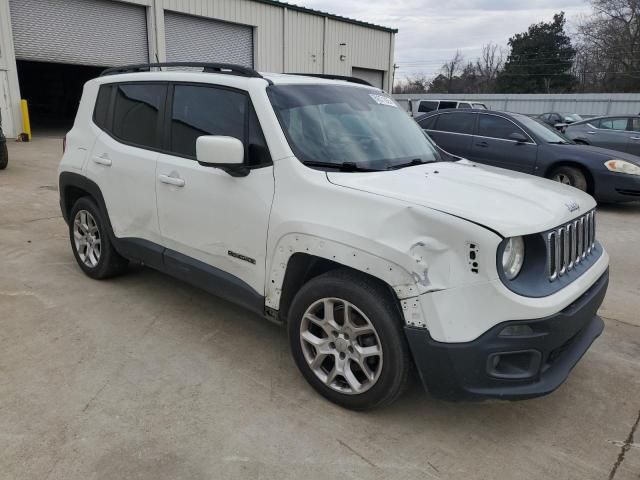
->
[509, 132, 529, 143]
[196, 136, 248, 177]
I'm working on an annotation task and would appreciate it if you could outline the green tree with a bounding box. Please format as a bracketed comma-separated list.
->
[497, 12, 577, 93]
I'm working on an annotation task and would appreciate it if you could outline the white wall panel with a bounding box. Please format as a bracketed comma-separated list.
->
[284, 10, 323, 74]
[159, 0, 285, 71]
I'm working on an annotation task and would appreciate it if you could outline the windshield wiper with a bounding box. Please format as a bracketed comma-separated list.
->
[302, 161, 382, 172]
[386, 158, 435, 170]
[548, 140, 570, 145]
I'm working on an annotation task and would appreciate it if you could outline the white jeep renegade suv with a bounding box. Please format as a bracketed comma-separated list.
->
[59, 63, 609, 410]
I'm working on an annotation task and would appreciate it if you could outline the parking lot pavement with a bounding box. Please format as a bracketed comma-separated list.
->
[1, 137, 639, 480]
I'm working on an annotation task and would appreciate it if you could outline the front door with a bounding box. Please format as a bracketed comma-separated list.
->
[155, 83, 275, 300]
[469, 113, 538, 174]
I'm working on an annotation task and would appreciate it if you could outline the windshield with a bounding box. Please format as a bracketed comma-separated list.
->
[513, 113, 574, 144]
[267, 84, 442, 170]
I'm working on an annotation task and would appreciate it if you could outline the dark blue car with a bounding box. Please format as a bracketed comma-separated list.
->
[416, 109, 640, 203]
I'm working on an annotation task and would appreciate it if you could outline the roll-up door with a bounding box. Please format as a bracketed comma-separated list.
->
[165, 12, 254, 67]
[9, 0, 149, 66]
[352, 67, 384, 89]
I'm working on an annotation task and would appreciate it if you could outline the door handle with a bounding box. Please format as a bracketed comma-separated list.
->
[631, 136, 640, 140]
[475, 141, 489, 148]
[586, 131, 596, 135]
[159, 174, 185, 187]
[92, 153, 112, 166]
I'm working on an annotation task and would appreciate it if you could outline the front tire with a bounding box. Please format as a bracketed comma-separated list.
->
[549, 165, 588, 192]
[288, 270, 411, 410]
[0, 142, 8, 170]
[69, 197, 128, 279]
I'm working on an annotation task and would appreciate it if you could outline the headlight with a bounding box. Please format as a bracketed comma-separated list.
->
[502, 237, 525, 280]
[604, 159, 640, 176]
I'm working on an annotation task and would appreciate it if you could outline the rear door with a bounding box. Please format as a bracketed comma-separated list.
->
[424, 111, 476, 158]
[589, 117, 630, 152]
[86, 82, 165, 246]
[469, 113, 538, 173]
[626, 117, 640, 155]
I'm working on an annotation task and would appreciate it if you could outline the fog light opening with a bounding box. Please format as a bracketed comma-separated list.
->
[499, 324, 534, 337]
[487, 350, 542, 380]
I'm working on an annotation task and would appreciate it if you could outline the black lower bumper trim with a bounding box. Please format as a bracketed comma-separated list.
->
[406, 269, 608, 401]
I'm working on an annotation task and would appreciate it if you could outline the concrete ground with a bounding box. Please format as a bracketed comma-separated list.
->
[1, 137, 639, 480]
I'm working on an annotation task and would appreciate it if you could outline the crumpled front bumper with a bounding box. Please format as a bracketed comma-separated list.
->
[405, 269, 608, 401]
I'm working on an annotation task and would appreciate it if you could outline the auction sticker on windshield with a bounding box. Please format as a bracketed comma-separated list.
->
[369, 94, 397, 107]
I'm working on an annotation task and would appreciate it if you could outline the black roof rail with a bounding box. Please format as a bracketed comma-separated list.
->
[285, 73, 374, 87]
[100, 62, 264, 79]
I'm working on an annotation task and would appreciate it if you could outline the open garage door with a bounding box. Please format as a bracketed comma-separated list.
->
[165, 12, 254, 67]
[352, 67, 384, 89]
[9, 0, 149, 66]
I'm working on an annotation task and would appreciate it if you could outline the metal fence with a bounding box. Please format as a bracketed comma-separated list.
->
[392, 93, 640, 117]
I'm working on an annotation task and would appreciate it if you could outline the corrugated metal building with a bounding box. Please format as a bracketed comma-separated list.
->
[393, 93, 640, 117]
[0, 0, 397, 137]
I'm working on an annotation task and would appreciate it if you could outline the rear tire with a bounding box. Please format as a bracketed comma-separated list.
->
[288, 269, 411, 410]
[549, 165, 588, 192]
[69, 197, 128, 279]
[0, 142, 8, 170]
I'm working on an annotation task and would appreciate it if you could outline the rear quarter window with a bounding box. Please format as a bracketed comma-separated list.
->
[93, 85, 113, 130]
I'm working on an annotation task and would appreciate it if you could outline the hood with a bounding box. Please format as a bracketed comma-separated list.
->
[550, 143, 640, 164]
[327, 160, 596, 237]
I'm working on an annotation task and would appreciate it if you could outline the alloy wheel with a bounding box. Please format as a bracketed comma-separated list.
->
[299, 298, 383, 395]
[73, 210, 101, 268]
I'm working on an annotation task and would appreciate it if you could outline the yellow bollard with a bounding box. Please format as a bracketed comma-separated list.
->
[20, 99, 32, 141]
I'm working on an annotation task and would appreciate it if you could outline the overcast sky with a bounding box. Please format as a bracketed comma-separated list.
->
[298, 0, 592, 80]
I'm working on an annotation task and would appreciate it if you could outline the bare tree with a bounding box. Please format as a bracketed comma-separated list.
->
[441, 51, 464, 93]
[475, 43, 504, 92]
[577, 0, 640, 91]
[393, 74, 431, 94]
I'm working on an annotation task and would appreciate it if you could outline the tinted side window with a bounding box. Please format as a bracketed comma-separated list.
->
[111, 84, 165, 148]
[93, 85, 113, 130]
[418, 115, 437, 130]
[170, 85, 247, 158]
[439, 101, 457, 110]
[434, 113, 476, 134]
[477, 115, 523, 140]
[458, 103, 472, 109]
[599, 117, 628, 130]
[418, 101, 438, 113]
